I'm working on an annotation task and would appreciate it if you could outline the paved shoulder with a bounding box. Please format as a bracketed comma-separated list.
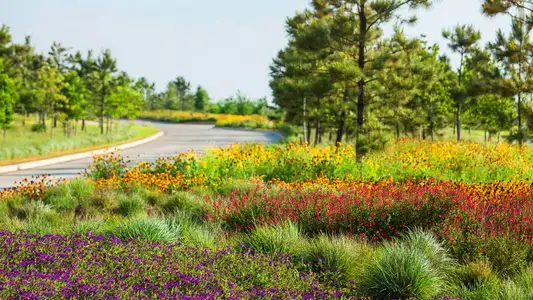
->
[0, 122, 280, 189]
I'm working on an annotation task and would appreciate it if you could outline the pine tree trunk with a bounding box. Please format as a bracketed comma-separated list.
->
[356, 7, 367, 160]
[302, 97, 307, 144]
[518, 92, 523, 146]
[315, 98, 321, 145]
[306, 122, 311, 145]
[315, 119, 321, 145]
[106, 116, 111, 134]
[335, 110, 346, 146]
[42, 111, 46, 129]
[456, 105, 462, 141]
[396, 123, 401, 139]
[336, 87, 349, 145]
[100, 83, 106, 134]
[429, 101, 435, 142]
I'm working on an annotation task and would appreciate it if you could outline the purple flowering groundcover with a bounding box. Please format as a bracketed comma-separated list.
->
[0, 231, 351, 299]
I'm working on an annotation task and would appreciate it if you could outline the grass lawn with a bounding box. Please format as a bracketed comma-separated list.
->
[439, 127, 509, 144]
[0, 115, 159, 166]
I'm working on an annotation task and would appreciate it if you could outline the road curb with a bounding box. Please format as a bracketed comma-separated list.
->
[0, 131, 165, 174]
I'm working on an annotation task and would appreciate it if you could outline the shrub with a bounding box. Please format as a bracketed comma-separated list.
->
[358, 242, 444, 300]
[241, 222, 305, 255]
[30, 123, 46, 132]
[483, 236, 529, 277]
[278, 123, 299, 138]
[356, 131, 389, 156]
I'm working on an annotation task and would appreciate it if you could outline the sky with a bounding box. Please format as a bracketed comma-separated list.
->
[1, 0, 509, 101]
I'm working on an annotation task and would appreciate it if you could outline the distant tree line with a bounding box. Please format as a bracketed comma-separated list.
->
[269, 0, 533, 155]
[142, 76, 277, 117]
[0, 23, 281, 139]
[0, 25, 147, 137]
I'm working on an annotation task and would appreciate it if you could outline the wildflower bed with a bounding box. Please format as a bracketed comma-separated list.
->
[139, 110, 277, 130]
[2, 139, 533, 298]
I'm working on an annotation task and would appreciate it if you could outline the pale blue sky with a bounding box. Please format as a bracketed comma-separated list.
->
[1, 0, 508, 100]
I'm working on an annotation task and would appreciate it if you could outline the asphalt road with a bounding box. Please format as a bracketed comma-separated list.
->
[0, 121, 281, 189]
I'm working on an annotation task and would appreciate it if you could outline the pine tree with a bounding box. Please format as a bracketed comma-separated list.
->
[442, 24, 481, 141]
[94, 49, 117, 134]
[0, 59, 18, 138]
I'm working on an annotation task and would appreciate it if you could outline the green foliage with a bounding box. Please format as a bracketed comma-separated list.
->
[301, 235, 373, 282]
[358, 241, 444, 300]
[162, 191, 205, 217]
[104, 218, 177, 243]
[194, 86, 209, 112]
[116, 194, 146, 217]
[241, 222, 305, 255]
[402, 229, 457, 280]
[29, 123, 46, 133]
[0, 59, 17, 135]
[45, 179, 94, 211]
[208, 92, 271, 116]
[166, 211, 220, 249]
[483, 236, 530, 277]
[456, 260, 496, 289]
[23, 209, 67, 234]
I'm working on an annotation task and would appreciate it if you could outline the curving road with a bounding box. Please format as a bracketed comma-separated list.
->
[0, 121, 281, 189]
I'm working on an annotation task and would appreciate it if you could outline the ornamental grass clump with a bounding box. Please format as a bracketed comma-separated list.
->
[45, 179, 94, 211]
[301, 234, 374, 283]
[241, 221, 306, 256]
[358, 241, 445, 299]
[403, 229, 457, 281]
[116, 193, 146, 217]
[103, 217, 177, 243]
